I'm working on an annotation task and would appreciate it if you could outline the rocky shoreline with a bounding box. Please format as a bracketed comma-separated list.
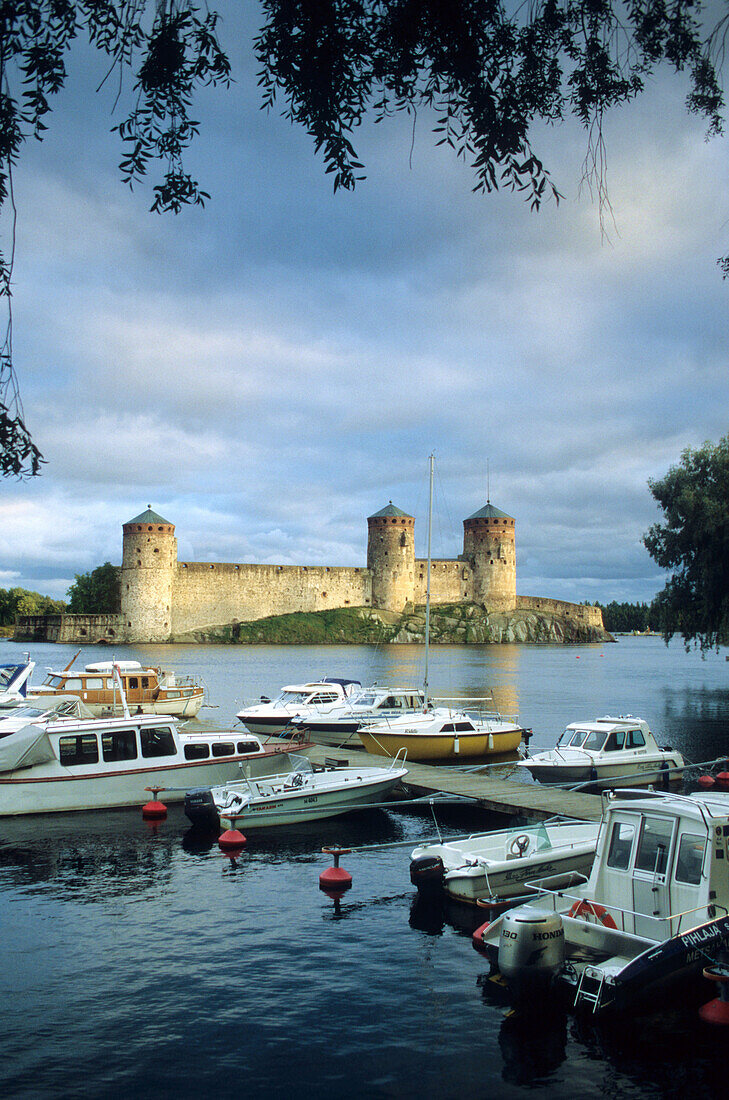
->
[176, 601, 613, 645]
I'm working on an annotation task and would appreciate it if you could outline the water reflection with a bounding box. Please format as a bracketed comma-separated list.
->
[0, 808, 175, 899]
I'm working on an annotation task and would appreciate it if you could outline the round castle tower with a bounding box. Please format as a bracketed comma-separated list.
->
[121, 507, 177, 642]
[367, 503, 415, 612]
[462, 503, 516, 612]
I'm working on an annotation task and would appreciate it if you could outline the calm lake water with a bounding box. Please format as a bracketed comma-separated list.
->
[1, 636, 729, 1099]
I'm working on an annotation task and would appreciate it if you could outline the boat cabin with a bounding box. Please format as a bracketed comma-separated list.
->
[556, 716, 652, 755]
[34, 660, 204, 716]
[583, 789, 729, 939]
[274, 680, 361, 707]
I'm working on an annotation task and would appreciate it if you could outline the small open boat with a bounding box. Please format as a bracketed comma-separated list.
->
[410, 819, 600, 905]
[186, 753, 408, 830]
[474, 788, 729, 1014]
[515, 715, 684, 788]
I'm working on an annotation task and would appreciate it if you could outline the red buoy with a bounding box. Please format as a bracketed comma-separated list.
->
[319, 847, 352, 896]
[218, 828, 247, 852]
[700, 966, 729, 1025]
[472, 920, 490, 952]
[142, 799, 167, 820]
[698, 775, 716, 789]
[716, 772, 729, 788]
[142, 787, 167, 820]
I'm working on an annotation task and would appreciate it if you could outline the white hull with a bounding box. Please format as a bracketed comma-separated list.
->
[522, 758, 682, 787]
[218, 769, 406, 829]
[0, 751, 296, 817]
[412, 821, 600, 904]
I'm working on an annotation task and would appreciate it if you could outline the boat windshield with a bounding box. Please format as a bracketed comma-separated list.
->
[0, 664, 24, 689]
[289, 755, 314, 774]
[562, 728, 608, 751]
[355, 694, 378, 707]
[278, 691, 311, 704]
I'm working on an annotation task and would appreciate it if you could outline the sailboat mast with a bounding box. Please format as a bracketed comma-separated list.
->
[424, 453, 434, 706]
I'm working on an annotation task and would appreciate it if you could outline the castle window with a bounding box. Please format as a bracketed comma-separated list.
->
[108, 629, 115, 637]
[210, 565, 214, 569]
[154, 548, 159, 553]
[322, 592, 327, 598]
[148, 526, 153, 531]
[137, 560, 141, 566]
[158, 526, 163, 531]
[345, 600, 350, 605]
[399, 533, 407, 547]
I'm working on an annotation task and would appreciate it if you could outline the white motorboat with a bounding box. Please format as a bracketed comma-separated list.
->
[31, 658, 205, 717]
[236, 678, 361, 735]
[0, 702, 304, 816]
[475, 788, 729, 1014]
[515, 715, 684, 788]
[186, 753, 408, 830]
[0, 656, 35, 707]
[289, 686, 428, 747]
[410, 819, 600, 905]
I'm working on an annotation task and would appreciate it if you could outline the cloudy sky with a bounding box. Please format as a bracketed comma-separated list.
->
[2, 4, 727, 605]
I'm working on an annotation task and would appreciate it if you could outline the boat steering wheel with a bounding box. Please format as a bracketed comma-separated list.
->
[509, 834, 531, 857]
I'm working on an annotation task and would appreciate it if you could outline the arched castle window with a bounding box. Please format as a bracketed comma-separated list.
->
[399, 532, 407, 547]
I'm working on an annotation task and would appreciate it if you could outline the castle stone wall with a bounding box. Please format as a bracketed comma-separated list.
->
[413, 559, 471, 604]
[517, 594, 604, 628]
[15, 613, 123, 644]
[170, 562, 372, 636]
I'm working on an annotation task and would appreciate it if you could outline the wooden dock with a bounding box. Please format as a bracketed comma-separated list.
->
[306, 743, 604, 822]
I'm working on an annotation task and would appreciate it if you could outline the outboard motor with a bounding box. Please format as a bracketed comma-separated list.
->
[184, 787, 219, 829]
[498, 907, 565, 1000]
[409, 855, 445, 896]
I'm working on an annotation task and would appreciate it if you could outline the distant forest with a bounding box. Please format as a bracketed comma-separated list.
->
[589, 601, 658, 634]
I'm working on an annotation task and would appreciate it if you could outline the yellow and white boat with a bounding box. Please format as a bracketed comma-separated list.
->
[358, 708, 524, 762]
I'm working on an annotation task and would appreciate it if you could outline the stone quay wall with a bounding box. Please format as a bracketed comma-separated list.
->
[15, 613, 124, 644]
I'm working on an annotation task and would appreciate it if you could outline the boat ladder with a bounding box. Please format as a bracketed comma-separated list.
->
[574, 966, 606, 1012]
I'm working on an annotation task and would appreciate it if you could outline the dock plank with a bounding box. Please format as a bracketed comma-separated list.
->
[305, 743, 603, 822]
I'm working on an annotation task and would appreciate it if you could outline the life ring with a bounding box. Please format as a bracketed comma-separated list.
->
[509, 833, 531, 857]
[568, 899, 617, 929]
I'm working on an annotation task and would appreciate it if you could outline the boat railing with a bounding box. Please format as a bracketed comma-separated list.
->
[525, 881, 728, 937]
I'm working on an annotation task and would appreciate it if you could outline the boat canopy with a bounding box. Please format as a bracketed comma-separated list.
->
[0, 723, 54, 772]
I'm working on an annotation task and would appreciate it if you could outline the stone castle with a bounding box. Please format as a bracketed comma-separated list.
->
[114, 500, 602, 643]
[15, 500, 605, 644]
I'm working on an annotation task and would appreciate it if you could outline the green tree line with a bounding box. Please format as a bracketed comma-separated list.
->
[0, 588, 66, 626]
[590, 601, 659, 634]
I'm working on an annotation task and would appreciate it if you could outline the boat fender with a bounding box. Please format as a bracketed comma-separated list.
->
[660, 760, 670, 790]
[472, 920, 490, 953]
[567, 899, 617, 929]
[588, 766, 598, 783]
[716, 771, 729, 789]
[698, 775, 716, 789]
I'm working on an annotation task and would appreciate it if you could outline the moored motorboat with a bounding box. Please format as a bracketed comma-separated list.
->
[290, 686, 427, 747]
[0, 703, 304, 816]
[474, 788, 729, 1014]
[515, 715, 684, 788]
[410, 819, 600, 905]
[358, 708, 525, 762]
[30, 657, 205, 717]
[236, 678, 361, 735]
[186, 753, 408, 830]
